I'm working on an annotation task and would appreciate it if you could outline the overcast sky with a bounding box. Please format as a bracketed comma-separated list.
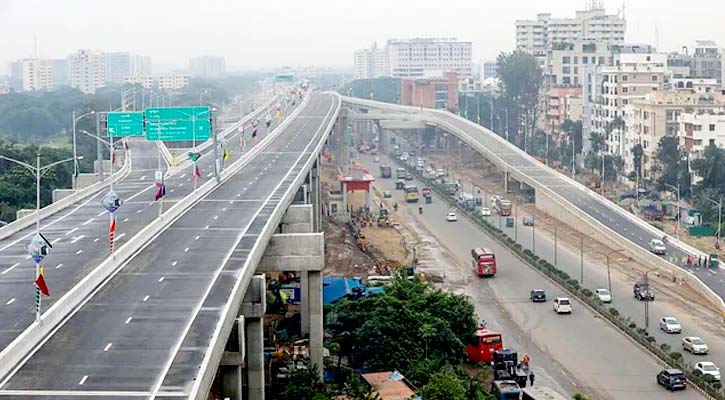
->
[2, 0, 725, 74]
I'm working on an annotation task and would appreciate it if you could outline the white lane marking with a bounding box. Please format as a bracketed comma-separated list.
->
[236, 193, 241, 197]
[143, 295, 150, 302]
[170, 189, 175, 193]
[76, 250, 83, 255]
[222, 208, 227, 212]
[78, 375, 88, 385]
[204, 225, 209, 230]
[207, 172, 213, 178]
[125, 317, 133, 324]
[114, 233, 126, 241]
[97, 211, 106, 217]
[65, 227, 79, 236]
[179, 183, 184, 187]
[6, 298, 15, 305]
[123, 218, 129, 223]
[171, 261, 178, 266]
[70, 235, 85, 244]
[213, 215, 218, 220]
[180, 173, 186, 178]
[82, 218, 94, 226]
[137, 209, 142, 214]
[158, 277, 165, 283]
[103, 343, 112, 352]
[194, 235, 200, 240]
[140, 175, 146, 181]
[184, 248, 189, 253]
[51, 238, 62, 245]
[55, 263, 63, 269]
[93, 238, 99, 242]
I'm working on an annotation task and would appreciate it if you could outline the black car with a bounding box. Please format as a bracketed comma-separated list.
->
[634, 281, 655, 301]
[657, 368, 687, 391]
[530, 289, 546, 302]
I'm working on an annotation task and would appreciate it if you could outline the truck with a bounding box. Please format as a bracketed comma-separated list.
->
[493, 195, 512, 216]
[379, 165, 392, 178]
[396, 167, 406, 179]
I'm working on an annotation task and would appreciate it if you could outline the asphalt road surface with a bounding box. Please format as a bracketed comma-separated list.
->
[363, 152, 707, 400]
[0, 99, 282, 354]
[0, 93, 337, 398]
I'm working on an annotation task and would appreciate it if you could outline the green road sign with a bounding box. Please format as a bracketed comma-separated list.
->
[107, 112, 144, 137]
[275, 74, 294, 82]
[144, 106, 211, 141]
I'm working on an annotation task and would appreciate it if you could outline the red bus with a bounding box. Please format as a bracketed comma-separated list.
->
[466, 327, 504, 363]
[472, 247, 497, 277]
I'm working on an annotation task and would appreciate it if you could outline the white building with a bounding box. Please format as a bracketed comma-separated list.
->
[189, 56, 225, 79]
[131, 55, 152, 75]
[123, 74, 155, 89]
[353, 42, 389, 79]
[516, 6, 626, 59]
[105, 52, 131, 84]
[387, 38, 472, 79]
[67, 49, 107, 94]
[678, 109, 725, 160]
[481, 61, 498, 80]
[21, 58, 55, 91]
[157, 73, 189, 90]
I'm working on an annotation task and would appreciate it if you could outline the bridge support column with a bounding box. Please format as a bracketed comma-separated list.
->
[308, 270, 323, 376]
[310, 157, 321, 233]
[242, 275, 266, 400]
[503, 170, 510, 193]
[220, 317, 245, 400]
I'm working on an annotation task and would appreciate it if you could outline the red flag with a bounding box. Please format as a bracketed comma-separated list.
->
[109, 216, 116, 254]
[35, 272, 50, 297]
[155, 183, 166, 201]
[195, 165, 202, 177]
[112, 151, 116, 165]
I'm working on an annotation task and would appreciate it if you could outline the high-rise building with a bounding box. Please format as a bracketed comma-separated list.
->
[22, 59, 55, 91]
[353, 42, 389, 79]
[7, 61, 23, 90]
[387, 38, 472, 79]
[516, 6, 626, 58]
[158, 73, 190, 90]
[131, 55, 152, 75]
[67, 49, 107, 94]
[52, 59, 67, 88]
[106, 52, 131, 84]
[481, 61, 498, 80]
[189, 56, 226, 79]
[692, 40, 722, 83]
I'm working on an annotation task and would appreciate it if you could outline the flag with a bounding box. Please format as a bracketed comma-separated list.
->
[112, 151, 116, 165]
[109, 216, 116, 255]
[155, 183, 166, 201]
[35, 266, 50, 297]
[195, 165, 202, 177]
[275, 111, 281, 120]
[252, 128, 258, 138]
[223, 147, 229, 161]
[74, 164, 80, 178]
[124, 141, 129, 151]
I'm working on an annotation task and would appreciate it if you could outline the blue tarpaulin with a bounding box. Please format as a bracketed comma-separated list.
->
[323, 277, 383, 304]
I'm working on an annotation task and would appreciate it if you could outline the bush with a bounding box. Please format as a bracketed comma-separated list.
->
[669, 352, 683, 362]
[609, 307, 620, 317]
[513, 243, 522, 251]
[568, 279, 580, 290]
[660, 343, 671, 353]
[646, 336, 656, 344]
[628, 322, 637, 329]
[581, 289, 593, 297]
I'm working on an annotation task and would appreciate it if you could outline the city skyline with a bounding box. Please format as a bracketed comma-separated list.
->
[2, 0, 725, 75]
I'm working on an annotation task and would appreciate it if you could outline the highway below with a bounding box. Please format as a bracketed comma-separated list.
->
[361, 152, 707, 400]
[344, 97, 725, 302]
[0, 93, 337, 398]
[0, 99, 280, 354]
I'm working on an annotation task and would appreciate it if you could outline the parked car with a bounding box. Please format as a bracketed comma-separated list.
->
[659, 317, 682, 334]
[523, 216, 534, 226]
[530, 289, 546, 302]
[633, 281, 655, 301]
[446, 211, 458, 222]
[373, 156, 380, 163]
[383, 190, 392, 198]
[553, 297, 572, 314]
[695, 362, 721, 381]
[682, 337, 709, 355]
[649, 238, 667, 255]
[594, 288, 612, 303]
[480, 207, 491, 217]
[657, 368, 687, 391]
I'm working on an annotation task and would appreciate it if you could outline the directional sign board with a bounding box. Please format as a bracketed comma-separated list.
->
[145, 106, 211, 141]
[107, 112, 144, 137]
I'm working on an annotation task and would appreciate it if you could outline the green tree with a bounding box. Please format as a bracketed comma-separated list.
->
[655, 136, 681, 190]
[694, 144, 725, 191]
[341, 78, 401, 104]
[281, 364, 331, 400]
[560, 119, 583, 154]
[631, 143, 643, 180]
[421, 369, 467, 400]
[496, 51, 543, 150]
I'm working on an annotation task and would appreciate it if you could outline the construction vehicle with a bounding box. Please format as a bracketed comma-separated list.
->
[377, 209, 391, 227]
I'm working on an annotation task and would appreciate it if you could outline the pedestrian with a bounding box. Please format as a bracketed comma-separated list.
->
[706, 256, 710, 268]
[687, 254, 692, 267]
[529, 371, 535, 386]
[522, 353, 530, 366]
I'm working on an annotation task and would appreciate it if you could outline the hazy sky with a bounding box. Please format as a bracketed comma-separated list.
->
[2, 0, 725, 74]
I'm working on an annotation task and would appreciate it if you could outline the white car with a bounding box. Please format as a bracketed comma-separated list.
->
[649, 238, 667, 255]
[695, 362, 721, 381]
[594, 288, 612, 303]
[682, 337, 709, 355]
[553, 297, 572, 314]
[373, 156, 380, 163]
[446, 211, 458, 222]
[659, 317, 682, 334]
[480, 207, 491, 217]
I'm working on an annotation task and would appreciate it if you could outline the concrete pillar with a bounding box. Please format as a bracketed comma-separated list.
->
[309, 270, 323, 378]
[221, 317, 246, 400]
[221, 365, 242, 400]
[311, 158, 321, 233]
[342, 182, 348, 214]
[245, 317, 264, 400]
[365, 188, 372, 211]
[300, 270, 310, 335]
[503, 170, 510, 193]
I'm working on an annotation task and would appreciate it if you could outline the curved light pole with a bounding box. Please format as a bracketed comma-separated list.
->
[705, 196, 722, 249]
[604, 249, 625, 302]
[663, 183, 681, 241]
[79, 130, 124, 193]
[72, 110, 96, 191]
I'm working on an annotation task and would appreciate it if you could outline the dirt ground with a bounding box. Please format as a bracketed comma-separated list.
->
[425, 151, 721, 316]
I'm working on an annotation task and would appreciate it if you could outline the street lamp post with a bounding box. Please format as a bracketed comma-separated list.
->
[532, 216, 536, 255]
[664, 183, 681, 241]
[605, 249, 624, 302]
[0, 153, 82, 321]
[706, 196, 723, 249]
[72, 110, 96, 191]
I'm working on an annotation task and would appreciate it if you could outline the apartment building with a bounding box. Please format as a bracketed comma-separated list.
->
[678, 108, 725, 160]
[106, 52, 131, 84]
[21, 58, 55, 91]
[158, 73, 190, 90]
[353, 42, 389, 79]
[516, 6, 625, 59]
[481, 61, 498, 80]
[625, 89, 725, 176]
[189, 56, 225, 79]
[546, 86, 583, 135]
[123, 74, 155, 89]
[67, 49, 107, 94]
[131, 55, 152, 75]
[400, 72, 459, 111]
[387, 38, 472, 79]
[545, 41, 616, 87]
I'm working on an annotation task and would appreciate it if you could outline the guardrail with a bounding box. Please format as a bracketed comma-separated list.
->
[0, 151, 131, 242]
[0, 94, 311, 386]
[341, 96, 725, 312]
[189, 92, 341, 399]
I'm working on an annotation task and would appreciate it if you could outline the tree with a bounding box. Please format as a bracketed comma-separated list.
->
[560, 119, 583, 154]
[421, 369, 467, 400]
[631, 143, 643, 179]
[694, 144, 725, 192]
[281, 365, 331, 400]
[573, 394, 590, 400]
[655, 136, 681, 190]
[496, 51, 543, 150]
[344, 373, 382, 400]
[341, 78, 401, 104]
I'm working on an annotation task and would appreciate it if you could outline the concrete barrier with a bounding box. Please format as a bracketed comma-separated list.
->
[0, 94, 311, 386]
